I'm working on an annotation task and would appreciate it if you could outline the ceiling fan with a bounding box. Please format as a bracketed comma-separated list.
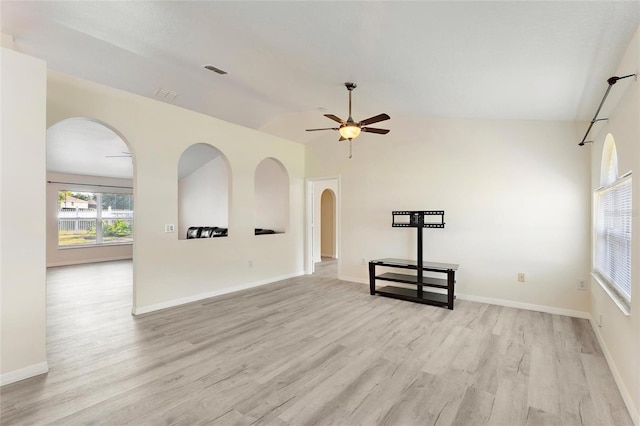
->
[306, 82, 390, 158]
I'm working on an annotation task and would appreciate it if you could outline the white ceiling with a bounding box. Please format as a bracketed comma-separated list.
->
[47, 118, 133, 179]
[2, 1, 639, 177]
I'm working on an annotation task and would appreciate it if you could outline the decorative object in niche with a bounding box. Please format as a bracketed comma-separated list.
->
[255, 228, 276, 235]
[186, 226, 227, 239]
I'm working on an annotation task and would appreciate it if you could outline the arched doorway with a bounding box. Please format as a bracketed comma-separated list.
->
[306, 177, 340, 276]
[320, 189, 336, 259]
[46, 117, 135, 292]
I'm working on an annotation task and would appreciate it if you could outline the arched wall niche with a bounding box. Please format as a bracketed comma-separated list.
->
[254, 157, 289, 234]
[178, 143, 230, 240]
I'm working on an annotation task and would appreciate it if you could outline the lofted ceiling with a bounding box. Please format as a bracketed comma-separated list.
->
[2, 1, 639, 178]
[46, 118, 133, 179]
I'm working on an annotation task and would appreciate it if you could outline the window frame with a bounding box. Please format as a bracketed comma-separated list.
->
[593, 172, 632, 314]
[58, 190, 134, 248]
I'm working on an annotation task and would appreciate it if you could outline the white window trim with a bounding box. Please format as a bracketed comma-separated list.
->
[592, 171, 632, 315]
[591, 271, 631, 316]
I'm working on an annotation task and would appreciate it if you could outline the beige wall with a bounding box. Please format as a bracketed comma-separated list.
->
[46, 172, 133, 266]
[0, 48, 48, 384]
[589, 25, 640, 424]
[46, 71, 306, 314]
[306, 117, 591, 316]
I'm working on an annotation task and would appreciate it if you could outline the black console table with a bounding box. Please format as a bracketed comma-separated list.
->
[369, 258, 458, 309]
[369, 211, 459, 310]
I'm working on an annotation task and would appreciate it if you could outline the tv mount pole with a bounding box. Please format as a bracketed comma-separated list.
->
[392, 210, 445, 298]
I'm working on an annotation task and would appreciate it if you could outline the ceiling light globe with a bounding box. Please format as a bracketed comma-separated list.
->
[339, 125, 361, 140]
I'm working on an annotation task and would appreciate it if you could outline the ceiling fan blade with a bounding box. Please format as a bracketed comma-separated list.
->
[306, 127, 339, 132]
[359, 113, 390, 126]
[361, 127, 390, 135]
[324, 114, 345, 124]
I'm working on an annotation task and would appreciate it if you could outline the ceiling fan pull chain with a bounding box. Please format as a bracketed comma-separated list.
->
[349, 140, 353, 159]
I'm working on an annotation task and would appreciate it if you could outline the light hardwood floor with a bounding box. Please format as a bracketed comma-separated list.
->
[0, 259, 632, 425]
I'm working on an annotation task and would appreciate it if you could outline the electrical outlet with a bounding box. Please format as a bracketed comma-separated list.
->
[577, 279, 587, 291]
[518, 273, 525, 282]
[361, 258, 366, 265]
[249, 260, 253, 268]
[164, 224, 175, 233]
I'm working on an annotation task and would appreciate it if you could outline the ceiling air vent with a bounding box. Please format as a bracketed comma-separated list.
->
[154, 88, 178, 101]
[203, 64, 228, 75]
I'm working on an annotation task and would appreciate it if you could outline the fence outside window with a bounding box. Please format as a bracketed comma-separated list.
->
[58, 191, 133, 247]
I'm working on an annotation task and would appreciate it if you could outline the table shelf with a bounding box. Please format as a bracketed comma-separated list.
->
[369, 258, 458, 310]
[374, 272, 448, 289]
[375, 286, 450, 307]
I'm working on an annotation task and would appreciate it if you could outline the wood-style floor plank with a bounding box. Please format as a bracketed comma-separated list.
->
[0, 259, 633, 425]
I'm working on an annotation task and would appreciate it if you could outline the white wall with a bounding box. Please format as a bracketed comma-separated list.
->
[178, 156, 229, 238]
[0, 48, 48, 384]
[312, 179, 339, 263]
[254, 158, 289, 232]
[306, 117, 591, 316]
[46, 172, 133, 267]
[588, 25, 639, 424]
[46, 70, 305, 313]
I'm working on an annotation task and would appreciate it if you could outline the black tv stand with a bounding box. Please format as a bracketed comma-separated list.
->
[369, 211, 459, 310]
[369, 258, 458, 309]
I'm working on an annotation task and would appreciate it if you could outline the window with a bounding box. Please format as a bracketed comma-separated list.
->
[58, 191, 133, 247]
[593, 134, 631, 311]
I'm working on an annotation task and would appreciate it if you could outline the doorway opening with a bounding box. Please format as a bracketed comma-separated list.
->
[306, 177, 340, 278]
[46, 117, 135, 305]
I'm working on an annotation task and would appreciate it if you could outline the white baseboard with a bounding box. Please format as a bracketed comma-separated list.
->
[0, 362, 49, 386]
[456, 293, 590, 319]
[47, 256, 132, 268]
[589, 318, 639, 426]
[341, 276, 590, 319]
[132, 271, 305, 316]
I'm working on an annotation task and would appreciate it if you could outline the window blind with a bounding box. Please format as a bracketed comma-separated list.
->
[594, 174, 632, 307]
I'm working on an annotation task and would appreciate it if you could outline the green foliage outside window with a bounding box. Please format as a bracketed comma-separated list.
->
[103, 219, 132, 237]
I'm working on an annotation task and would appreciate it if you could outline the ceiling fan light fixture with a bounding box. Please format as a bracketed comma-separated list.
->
[339, 124, 361, 140]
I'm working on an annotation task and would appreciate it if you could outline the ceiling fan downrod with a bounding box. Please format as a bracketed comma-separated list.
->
[345, 82, 356, 120]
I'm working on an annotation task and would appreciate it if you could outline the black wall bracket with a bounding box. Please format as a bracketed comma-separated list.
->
[579, 74, 637, 146]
